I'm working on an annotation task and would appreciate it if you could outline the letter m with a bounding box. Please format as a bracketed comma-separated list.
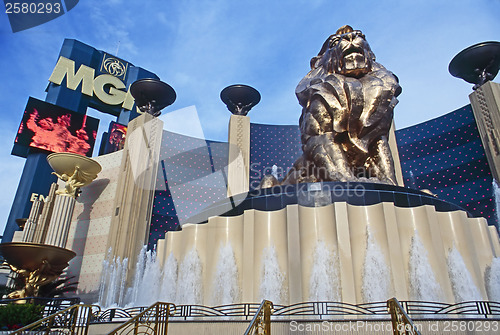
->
[48, 56, 95, 96]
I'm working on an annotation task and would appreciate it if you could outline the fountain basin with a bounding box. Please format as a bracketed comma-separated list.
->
[0, 242, 76, 272]
[47, 152, 102, 187]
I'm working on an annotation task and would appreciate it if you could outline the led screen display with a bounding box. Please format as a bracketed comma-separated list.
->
[104, 121, 127, 154]
[15, 97, 99, 157]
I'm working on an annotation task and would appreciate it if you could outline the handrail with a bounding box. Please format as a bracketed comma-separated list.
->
[108, 302, 175, 335]
[94, 300, 500, 321]
[11, 303, 100, 335]
[244, 300, 273, 335]
[94, 300, 500, 322]
[387, 298, 421, 335]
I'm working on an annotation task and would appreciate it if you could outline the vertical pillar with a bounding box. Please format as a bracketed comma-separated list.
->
[469, 81, 500, 182]
[389, 120, 405, 186]
[22, 199, 43, 243]
[286, 205, 302, 304]
[382, 203, 409, 300]
[44, 195, 76, 248]
[106, 113, 163, 283]
[33, 183, 58, 244]
[227, 115, 250, 197]
[242, 209, 255, 302]
[334, 202, 357, 303]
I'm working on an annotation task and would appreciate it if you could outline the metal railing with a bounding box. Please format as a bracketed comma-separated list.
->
[244, 300, 273, 335]
[108, 302, 175, 335]
[98, 303, 264, 322]
[11, 304, 100, 335]
[402, 300, 500, 318]
[94, 300, 500, 321]
[388, 298, 421, 335]
[272, 301, 387, 318]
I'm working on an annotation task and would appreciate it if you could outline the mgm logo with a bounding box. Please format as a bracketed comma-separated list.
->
[100, 53, 129, 81]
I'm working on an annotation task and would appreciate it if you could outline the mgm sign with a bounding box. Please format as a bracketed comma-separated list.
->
[12, 39, 159, 158]
[4, 39, 159, 242]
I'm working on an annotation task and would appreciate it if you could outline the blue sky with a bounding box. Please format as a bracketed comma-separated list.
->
[0, 0, 499, 233]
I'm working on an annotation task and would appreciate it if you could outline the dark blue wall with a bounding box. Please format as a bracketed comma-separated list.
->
[249, 123, 302, 189]
[148, 129, 229, 248]
[395, 105, 497, 227]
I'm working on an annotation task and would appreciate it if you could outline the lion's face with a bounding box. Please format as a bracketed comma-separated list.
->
[328, 30, 373, 77]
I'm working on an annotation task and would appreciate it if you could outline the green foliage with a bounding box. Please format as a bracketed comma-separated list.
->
[0, 303, 44, 330]
[38, 276, 78, 299]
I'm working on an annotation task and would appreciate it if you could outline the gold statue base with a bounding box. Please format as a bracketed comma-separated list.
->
[0, 242, 76, 301]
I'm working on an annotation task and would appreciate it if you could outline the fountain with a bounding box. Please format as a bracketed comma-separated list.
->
[159, 253, 178, 303]
[447, 246, 482, 302]
[175, 248, 203, 305]
[220, 84, 261, 116]
[62, 29, 500, 317]
[0, 242, 76, 299]
[362, 227, 391, 303]
[211, 243, 239, 305]
[98, 249, 129, 308]
[486, 258, 500, 301]
[408, 233, 444, 301]
[260, 245, 286, 304]
[309, 240, 340, 301]
[0, 152, 101, 301]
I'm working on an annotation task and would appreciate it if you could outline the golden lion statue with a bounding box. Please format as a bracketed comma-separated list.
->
[263, 25, 401, 187]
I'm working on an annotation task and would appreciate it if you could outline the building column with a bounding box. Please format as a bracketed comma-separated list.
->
[44, 195, 76, 248]
[227, 115, 250, 197]
[33, 183, 58, 244]
[106, 113, 163, 272]
[389, 120, 405, 186]
[22, 199, 43, 243]
[469, 81, 500, 182]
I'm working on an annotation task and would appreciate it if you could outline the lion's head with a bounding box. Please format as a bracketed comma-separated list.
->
[311, 25, 375, 78]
